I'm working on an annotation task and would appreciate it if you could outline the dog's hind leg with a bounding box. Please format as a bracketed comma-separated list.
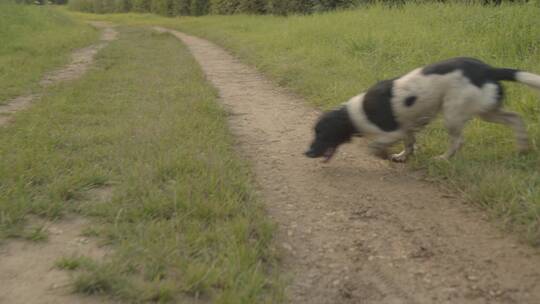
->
[480, 109, 529, 153]
[436, 113, 471, 160]
[436, 127, 465, 160]
[390, 132, 416, 162]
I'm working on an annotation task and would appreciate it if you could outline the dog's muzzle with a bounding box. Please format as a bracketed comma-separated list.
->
[304, 147, 336, 163]
[304, 149, 318, 158]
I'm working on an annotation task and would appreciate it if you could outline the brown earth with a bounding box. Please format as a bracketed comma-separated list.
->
[155, 27, 540, 304]
[0, 217, 114, 304]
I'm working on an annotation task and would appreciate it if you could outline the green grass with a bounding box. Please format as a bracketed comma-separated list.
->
[67, 3, 540, 244]
[0, 26, 282, 303]
[55, 255, 95, 271]
[0, 2, 99, 103]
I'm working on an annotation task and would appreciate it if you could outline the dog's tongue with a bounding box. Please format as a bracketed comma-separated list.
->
[322, 147, 336, 163]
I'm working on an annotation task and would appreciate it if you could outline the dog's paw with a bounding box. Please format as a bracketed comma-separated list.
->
[390, 153, 408, 163]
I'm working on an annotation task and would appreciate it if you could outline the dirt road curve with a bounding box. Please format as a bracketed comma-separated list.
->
[155, 27, 540, 304]
[0, 21, 117, 126]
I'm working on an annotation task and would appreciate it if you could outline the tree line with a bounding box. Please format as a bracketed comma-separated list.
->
[52, 0, 521, 16]
[66, 0, 412, 15]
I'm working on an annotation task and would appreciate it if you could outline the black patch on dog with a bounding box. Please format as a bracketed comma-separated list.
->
[362, 79, 399, 132]
[422, 57, 518, 88]
[305, 107, 357, 158]
[494, 82, 504, 105]
[491, 68, 518, 82]
[404, 96, 417, 107]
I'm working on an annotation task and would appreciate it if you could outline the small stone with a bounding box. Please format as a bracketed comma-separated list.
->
[467, 275, 479, 282]
[282, 243, 293, 251]
[333, 280, 340, 286]
[48, 227, 63, 235]
[75, 237, 89, 245]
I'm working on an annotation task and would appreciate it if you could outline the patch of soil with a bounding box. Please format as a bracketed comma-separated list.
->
[156, 27, 540, 304]
[0, 22, 118, 126]
[0, 217, 113, 304]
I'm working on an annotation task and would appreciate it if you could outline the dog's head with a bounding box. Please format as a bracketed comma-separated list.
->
[304, 107, 358, 162]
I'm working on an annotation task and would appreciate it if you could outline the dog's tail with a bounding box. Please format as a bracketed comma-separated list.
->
[492, 68, 540, 90]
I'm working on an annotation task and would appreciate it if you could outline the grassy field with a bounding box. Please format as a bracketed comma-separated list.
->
[0, 25, 282, 302]
[0, 2, 99, 103]
[67, 3, 540, 244]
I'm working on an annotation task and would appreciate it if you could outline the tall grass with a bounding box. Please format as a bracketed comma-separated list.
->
[0, 26, 282, 302]
[0, 2, 98, 103]
[68, 3, 540, 243]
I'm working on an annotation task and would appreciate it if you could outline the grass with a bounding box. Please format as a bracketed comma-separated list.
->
[55, 255, 95, 270]
[0, 25, 282, 303]
[66, 3, 540, 244]
[0, 2, 99, 103]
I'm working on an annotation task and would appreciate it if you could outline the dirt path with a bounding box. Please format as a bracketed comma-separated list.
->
[0, 23, 118, 304]
[155, 27, 540, 304]
[0, 21, 117, 126]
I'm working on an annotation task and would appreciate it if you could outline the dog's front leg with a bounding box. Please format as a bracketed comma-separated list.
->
[368, 141, 390, 159]
[369, 134, 404, 160]
[390, 133, 416, 163]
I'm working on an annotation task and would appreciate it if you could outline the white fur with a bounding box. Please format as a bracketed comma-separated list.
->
[345, 66, 539, 161]
[516, 71, 540, 90]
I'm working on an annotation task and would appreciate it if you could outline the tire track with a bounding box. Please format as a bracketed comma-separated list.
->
[0, 22, 117, 126]
[0, 23, 118, 304]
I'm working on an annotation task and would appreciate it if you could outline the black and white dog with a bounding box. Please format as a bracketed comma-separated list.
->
[305, 57, 540, 163]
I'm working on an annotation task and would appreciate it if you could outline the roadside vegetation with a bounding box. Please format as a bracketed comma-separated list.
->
[68, 2, 540, 244]
[0, 1, 98, 103]
[0, 25, 282, 302]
